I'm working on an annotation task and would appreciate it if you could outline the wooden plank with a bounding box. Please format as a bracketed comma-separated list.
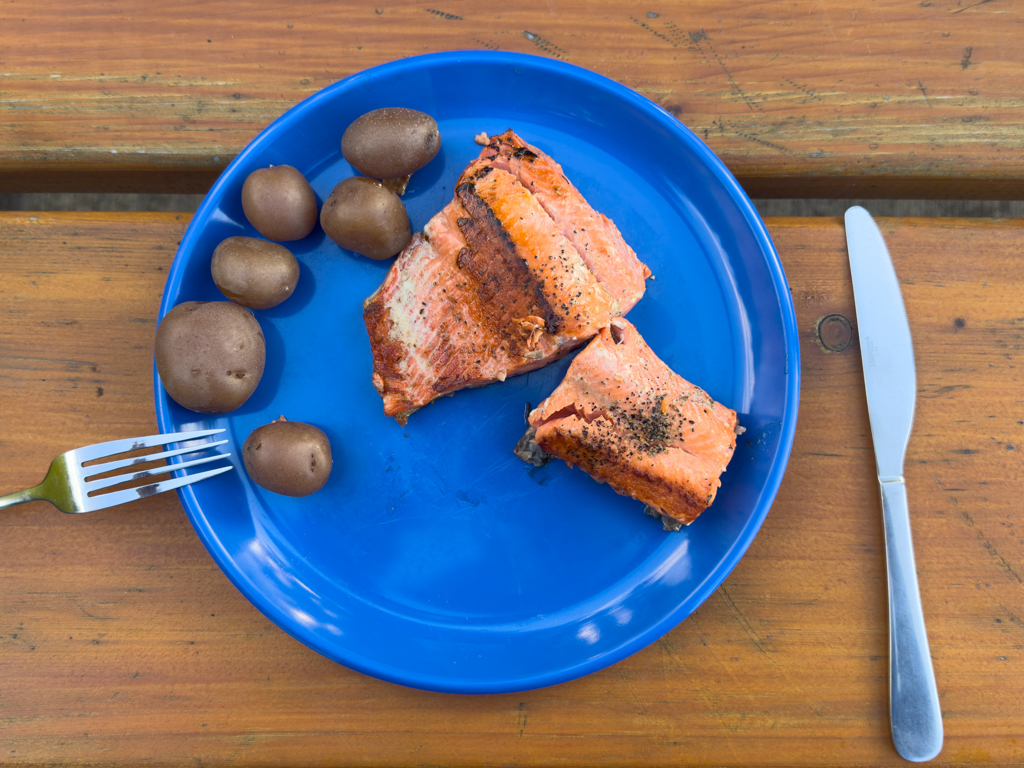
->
[0, 212, 1022, 765]
[2, 0, 1024, 198]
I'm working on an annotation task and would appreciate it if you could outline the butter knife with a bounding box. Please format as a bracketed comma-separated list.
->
[845, 206, 943, 763]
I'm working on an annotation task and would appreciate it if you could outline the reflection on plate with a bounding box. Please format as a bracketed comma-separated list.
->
[155, 51, 799, 693]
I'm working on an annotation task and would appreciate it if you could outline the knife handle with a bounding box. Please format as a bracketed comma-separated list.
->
[880, 478, 943, 762]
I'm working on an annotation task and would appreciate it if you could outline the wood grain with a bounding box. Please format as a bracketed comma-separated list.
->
[2, 0, 1024, 198]
[1, 212, 1022, 766]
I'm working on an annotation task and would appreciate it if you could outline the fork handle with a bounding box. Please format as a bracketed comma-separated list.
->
[0, 486, 43, 511]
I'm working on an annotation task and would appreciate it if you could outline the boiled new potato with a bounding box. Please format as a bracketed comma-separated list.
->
[241, 165, 318, 241]
[242, 418, 332, 497]
[341, 108, 440, 186]
[320, 177, 411, 260]
[155, 301, 265, 414]
[211, 236, 300, 310]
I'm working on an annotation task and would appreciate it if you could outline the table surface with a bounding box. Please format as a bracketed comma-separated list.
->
[2, 0, 1024, 199]
[3, 2, 1024, 764]
[1, 213, 1021, 766]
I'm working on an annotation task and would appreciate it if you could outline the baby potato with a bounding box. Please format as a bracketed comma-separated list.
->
[242, 418, 332, 497]
[155, 301, 265, 414]
[341, 108, 440, 184]
[241, 165, 318, 241]
[211, 236, 300, 310]
[320, 176, 411, 260]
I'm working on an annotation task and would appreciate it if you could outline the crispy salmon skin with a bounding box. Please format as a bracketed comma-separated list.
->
[363, 129, 651, 424]
[520, 319, 739, 527]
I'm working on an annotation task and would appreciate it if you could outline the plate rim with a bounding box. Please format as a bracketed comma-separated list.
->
[154, 49, 801, 693]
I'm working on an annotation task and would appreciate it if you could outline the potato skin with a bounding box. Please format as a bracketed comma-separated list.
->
[341, 108, 440, 181]
[320, 176, 411, 260]
[211, 236, 300, 310]
[242, 420, 333, 497]
[241, 165, 318, 241]
[155, 301, 266, 414]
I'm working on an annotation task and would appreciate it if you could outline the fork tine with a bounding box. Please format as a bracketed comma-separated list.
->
[85, 453, 232, 493]
[73, 429, 226, 464]
[84, 464, 235, 511]
[84, 440, 229, 477]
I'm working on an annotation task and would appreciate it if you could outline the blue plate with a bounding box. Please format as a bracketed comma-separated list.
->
[155, 51, 800, 693]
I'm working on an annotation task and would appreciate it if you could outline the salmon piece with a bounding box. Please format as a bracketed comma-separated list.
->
[363, 130, 651, 424]
[520, 318, 739, 528]
[481, 131, 651, 308]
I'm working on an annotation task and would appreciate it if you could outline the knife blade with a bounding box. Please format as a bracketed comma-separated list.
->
[845, 206, 943, 763]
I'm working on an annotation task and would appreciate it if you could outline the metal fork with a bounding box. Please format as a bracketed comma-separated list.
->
[0, 429, 234, 513]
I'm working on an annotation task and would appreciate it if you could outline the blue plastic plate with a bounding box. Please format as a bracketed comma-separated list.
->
[155, 51, 799, 693]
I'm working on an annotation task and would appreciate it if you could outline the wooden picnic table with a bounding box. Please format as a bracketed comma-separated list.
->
[1, 2, 1022, 766]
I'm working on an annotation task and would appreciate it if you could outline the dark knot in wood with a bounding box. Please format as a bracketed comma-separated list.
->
[816, 313, 853, 353]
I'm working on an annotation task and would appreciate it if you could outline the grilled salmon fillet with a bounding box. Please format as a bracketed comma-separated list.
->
[363, 129, 651, 424]
[520, 318, 739, 527]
